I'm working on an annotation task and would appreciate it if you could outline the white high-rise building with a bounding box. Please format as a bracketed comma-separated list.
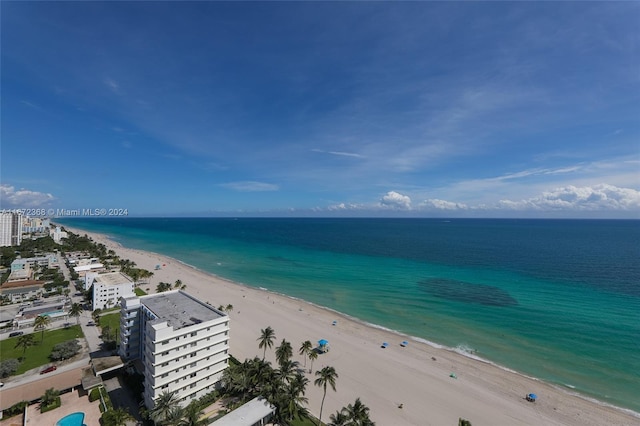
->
[119, 290, 230, 409]
[0, 212, 23, 247]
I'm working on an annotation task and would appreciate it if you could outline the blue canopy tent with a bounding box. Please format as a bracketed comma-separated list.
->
[526, 393, 537, 402]
[318, 339, 330, 353]
[400, 341, 408, 347]
[381, 342, 389, 348]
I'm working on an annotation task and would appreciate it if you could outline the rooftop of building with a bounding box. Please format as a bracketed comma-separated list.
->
[93, 271, 133, 286]
[142, 290, 225, 330]
[0, 279, 45, 289]
[211, 396, 275, 426]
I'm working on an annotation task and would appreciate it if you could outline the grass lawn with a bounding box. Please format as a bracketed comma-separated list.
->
[134, 287, 147, 296]
[99, 313, 121, 331]
[0, 325, 84, 374]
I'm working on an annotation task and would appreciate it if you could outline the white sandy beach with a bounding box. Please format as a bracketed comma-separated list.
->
[68, 226, 639, 426]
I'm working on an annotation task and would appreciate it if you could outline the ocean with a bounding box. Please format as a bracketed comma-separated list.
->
[58, 218, 640, 413]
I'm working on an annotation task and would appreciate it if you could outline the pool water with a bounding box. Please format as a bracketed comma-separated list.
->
[56, 412, 84, 426]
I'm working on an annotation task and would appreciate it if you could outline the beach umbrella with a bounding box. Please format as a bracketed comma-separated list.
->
[332, 320, 337, 326]
[318, 339, 329, 346]
[528, 393, 537, 400]
[401, 341, 408, 347]
[381, 342, 389, 348]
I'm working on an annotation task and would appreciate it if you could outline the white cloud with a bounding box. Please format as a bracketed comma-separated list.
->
[104, 77, 121, 94]
[326, 184, 639, 217]
[379, 191, 412, 210]
[0, 185, 55, 208]
[312, 149, 364, 158]
[327, 202, 362, 211]
[20, 100, 41, 110]
[420, 199, 468, 210]
[220, 181, 279, 192]
[497, 184, 640, 211]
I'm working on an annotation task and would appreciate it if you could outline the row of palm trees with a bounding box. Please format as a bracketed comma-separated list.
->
[157, 279, 188, 293]
[252, 325, 373, 425]
[147, 390, 207, 426]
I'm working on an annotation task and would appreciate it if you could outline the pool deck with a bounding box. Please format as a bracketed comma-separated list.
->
[24, 388, 102, 426]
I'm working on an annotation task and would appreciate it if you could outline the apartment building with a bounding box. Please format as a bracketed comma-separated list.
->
[89, 271, 135, 310]
[119, 290, 230, 409]
[0, 212, 23, 247]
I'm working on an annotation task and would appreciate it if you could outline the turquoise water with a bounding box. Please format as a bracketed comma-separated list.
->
[60, 218, 640, 413]
[56, 412, 84, 426]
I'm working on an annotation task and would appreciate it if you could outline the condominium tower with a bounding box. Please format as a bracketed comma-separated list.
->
[119, 290, 230, 409]
[0, 212, 23, 247]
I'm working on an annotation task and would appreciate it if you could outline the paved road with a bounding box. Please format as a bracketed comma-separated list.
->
[0, 364, 87, 410]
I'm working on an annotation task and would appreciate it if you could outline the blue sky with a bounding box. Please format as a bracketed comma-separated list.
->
[1, 2, 639, 218]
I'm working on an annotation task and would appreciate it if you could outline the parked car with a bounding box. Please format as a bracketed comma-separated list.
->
[87, 321, 95, 326]
[9, 331, 24, 337]
[40, 366, 57, 374]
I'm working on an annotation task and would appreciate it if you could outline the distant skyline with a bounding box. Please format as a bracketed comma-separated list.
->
[1, 2, 639, 218]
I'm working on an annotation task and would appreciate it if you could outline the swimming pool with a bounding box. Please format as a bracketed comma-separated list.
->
[56, 412, 84, 426]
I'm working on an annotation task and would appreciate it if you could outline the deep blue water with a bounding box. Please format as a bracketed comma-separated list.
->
[58, 218, 640, 413]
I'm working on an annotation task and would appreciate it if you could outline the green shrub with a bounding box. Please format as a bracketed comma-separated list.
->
[189, 389, 219, 411]
[89, 387, 101, 402]
[97, 386, 113, 413]
[3, 401, 28, 419]
[40, 397, 61, 413]
[50, 339, 81, 361]
[0, 358, 20, 377]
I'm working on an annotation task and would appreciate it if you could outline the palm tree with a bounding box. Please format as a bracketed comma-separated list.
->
[164, 406, 185, 426]
[34, 315, 51, 344]
[69, 303, 83, 324]
[299, 340, 313, 368]
[344, 398, 374, 425]
[314, 366, 338, 426]
[102, 407, 134, 426]
[174, 279, 182, 289]
[276, 359, 299, 385]
[275, 374, 310, 424]
[258, 326, 276, 360]
[225, 303, 233, 312]
[92, 309, 102, 325]
[149, 390, 180, 425]
[157, 281, 172, 293]
[14, 333, 35, 360]
[179, 403, 208, 426]
[275, 339, 293, 366]
[40, 387, 60, 408]
[308, 350, 318, 374]
[328, 410, 350, 426]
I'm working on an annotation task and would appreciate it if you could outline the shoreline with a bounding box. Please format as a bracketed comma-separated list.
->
[64, 225, 639, 425]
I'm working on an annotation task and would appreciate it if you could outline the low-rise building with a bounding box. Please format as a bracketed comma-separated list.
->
[119, 290, 230, 409]
[73, 263, 105, 278]
[0, 279, 45, 303]
[8, 254, 59, 281]
[89, 271, 135, 310]
[50, 226, 68, 244]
